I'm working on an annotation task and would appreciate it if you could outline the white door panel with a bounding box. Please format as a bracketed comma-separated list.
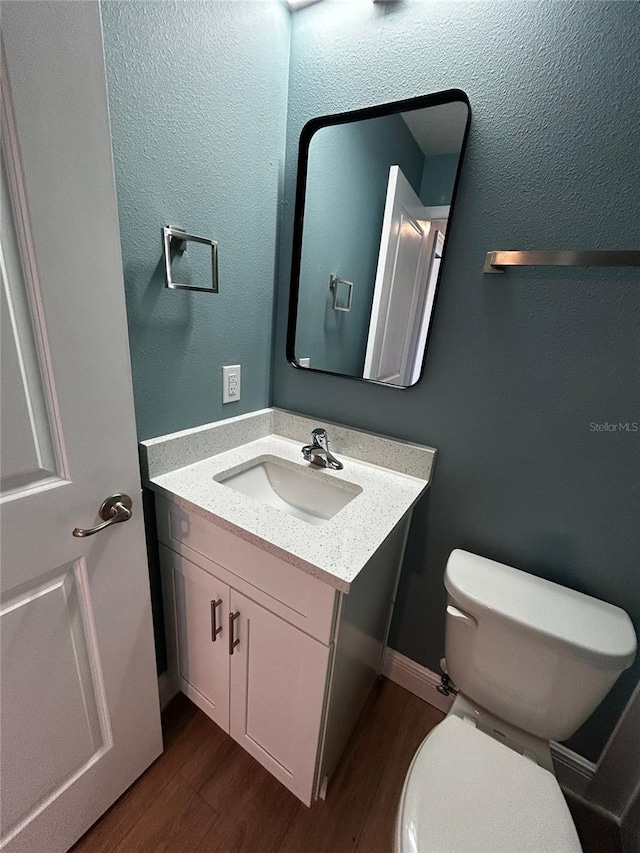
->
[0, 564, 108, 838]
[364, 166, 441, 386]
[0, 116, 61, 496]
[377, 209, 426, 382]
[1, 4, 162, 851]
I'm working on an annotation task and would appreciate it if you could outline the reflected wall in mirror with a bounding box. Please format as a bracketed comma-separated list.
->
[287, 90, 470, 387]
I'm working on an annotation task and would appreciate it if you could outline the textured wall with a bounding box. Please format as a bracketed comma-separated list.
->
[275, 0, 640, 761]
[295, 113, 424, 375]
[101, 0, 289, 672]
[101, 0, 290, 440]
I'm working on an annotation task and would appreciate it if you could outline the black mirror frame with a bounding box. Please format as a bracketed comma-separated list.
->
[286, 88, 471, 389]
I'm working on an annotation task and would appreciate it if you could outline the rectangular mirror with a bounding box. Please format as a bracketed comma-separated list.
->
[287, 90, 470, 387]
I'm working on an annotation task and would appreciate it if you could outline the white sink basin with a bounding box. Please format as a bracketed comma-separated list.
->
[214, 455, 362, 525]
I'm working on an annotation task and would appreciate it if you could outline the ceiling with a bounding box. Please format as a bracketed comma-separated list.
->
[401, 101, 468, 157]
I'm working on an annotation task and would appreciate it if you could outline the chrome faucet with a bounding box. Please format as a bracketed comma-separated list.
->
[302, 427, 343, 470]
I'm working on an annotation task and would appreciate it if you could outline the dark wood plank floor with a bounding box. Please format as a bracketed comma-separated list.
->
[72, 678, 623, 853]
[72, 679, 443, 853]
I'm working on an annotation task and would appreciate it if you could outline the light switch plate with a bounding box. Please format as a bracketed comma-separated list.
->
[222, 364, 241, 404]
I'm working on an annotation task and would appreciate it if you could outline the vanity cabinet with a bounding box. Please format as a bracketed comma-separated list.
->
[160, 545, 331, 801]
[156, 495, 411, 806]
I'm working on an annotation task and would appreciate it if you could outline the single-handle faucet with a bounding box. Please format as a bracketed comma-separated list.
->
[302, 427, 344, 470]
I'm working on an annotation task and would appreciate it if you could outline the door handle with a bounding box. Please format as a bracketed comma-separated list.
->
[229, 610, 240, 655]
[211, 598, 223, 642]
[72, 494, 133, 538]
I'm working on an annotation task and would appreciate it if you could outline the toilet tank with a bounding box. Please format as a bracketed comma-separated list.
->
[443, 550, 637, 741]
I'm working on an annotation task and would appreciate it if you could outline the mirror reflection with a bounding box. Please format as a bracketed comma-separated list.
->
[289, 92, 470, 387]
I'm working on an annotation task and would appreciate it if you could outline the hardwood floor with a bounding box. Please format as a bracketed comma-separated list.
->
[72, 679, 443, 853]
[72, 679, 622, 853]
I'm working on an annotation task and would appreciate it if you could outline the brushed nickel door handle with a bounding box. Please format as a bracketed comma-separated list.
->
[211, 598, 223, 642]
[72, 493, 133, 538]
[229, 610, 240, 655]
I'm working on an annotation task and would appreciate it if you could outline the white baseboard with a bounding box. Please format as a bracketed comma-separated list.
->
[382, 647, 454, 714]
[158, 671, 179, 711]
[552, 741, 597, 797]
[382, 648, 595, 796]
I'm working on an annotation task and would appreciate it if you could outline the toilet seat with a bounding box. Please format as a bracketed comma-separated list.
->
[395, 715, 582, 853]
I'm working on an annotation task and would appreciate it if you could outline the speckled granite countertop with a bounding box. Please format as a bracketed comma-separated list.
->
[142, 409, 436, 592]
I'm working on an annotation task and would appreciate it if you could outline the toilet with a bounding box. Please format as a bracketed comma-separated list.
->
[395, 549, 637, 853]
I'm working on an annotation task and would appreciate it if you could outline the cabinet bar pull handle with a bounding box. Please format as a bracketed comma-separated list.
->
[210, 599, 222, 642]
[229, 610, 240, 655]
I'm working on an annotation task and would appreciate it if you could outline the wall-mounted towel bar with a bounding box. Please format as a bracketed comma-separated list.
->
[162, 225, 219, 292]
[484, 250, 640, 274]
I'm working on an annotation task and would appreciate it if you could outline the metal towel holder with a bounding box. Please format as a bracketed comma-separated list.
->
[162, 225, 218, 292]
[484, 250, 640, 274]
[329, 274, 353, 312]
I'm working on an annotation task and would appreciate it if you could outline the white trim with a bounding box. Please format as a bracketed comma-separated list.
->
[158, 672, 179, 711]
[382, 647, 453, 714]
[552, 741, 597, 797]
[382, 648, 595, 796]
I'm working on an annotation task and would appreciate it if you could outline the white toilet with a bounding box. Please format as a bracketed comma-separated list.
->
[395, 549, 637, 853]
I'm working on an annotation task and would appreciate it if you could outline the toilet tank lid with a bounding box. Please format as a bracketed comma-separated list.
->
[445, 550, 637, 669]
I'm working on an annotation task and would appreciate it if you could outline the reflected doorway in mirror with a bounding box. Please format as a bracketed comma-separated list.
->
[363, 165, 449, 386]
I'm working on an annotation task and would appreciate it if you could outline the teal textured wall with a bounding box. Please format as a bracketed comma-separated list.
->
[101, 0, 290, 440]
[275, 0, 640, 761]
[295, 113, 424, 376]
[101, 0, 290, 673]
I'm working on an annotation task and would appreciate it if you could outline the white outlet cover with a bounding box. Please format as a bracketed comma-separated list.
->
[222, 364, 241, 404]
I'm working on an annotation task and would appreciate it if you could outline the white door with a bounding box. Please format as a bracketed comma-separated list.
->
[0, 4, 162, 852]
[409, 223, 446, 385]
[229, 590, 331, 805]
[159, 546, 230, 731]
[364, 166, 437, 386]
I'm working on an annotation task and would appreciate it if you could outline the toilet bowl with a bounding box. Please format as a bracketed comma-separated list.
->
[395, 550, 637, 853]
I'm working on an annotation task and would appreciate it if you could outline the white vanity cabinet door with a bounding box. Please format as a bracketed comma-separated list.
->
[229, 590, 332, 805]
[160, 545, 230, 732]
